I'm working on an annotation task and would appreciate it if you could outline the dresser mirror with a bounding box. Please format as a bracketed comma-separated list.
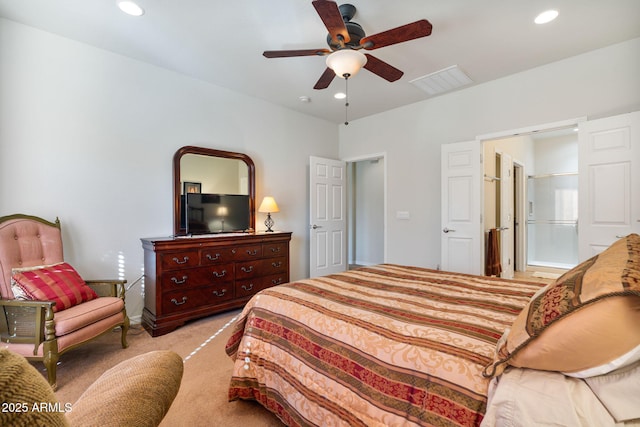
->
[173, 146, 256, 235]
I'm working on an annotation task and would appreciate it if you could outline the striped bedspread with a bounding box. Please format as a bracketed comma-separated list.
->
[226, 264, 541, 427]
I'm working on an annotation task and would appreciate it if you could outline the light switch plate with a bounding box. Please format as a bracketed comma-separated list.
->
[396, 211, 410, 220]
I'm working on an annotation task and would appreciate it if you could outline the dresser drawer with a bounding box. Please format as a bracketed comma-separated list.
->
[263, 242, 288, 257]
[201, 282, 235, 303]
[201, 247, 236, 265]
[264, 273, 287, 288]
[235, 260, 261, 279]
[160, 263, 234, 290]
[161, 282, 234, 314]
[232, 244, 262, 260]
[161, 288, 205, 314]
[160, 250, 200, 270]
[235, 277, 265, 298]
[262, 256, 287, 274]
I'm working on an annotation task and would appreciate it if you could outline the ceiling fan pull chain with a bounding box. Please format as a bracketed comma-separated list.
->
[344, 75, 350, 125]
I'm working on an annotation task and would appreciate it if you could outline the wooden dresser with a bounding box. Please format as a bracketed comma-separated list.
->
[141, 231, 291, 337]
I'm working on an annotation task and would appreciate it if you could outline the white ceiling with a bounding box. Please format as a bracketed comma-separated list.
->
[1, 0, 639, 124]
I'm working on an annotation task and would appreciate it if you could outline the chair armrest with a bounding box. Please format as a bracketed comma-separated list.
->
[84, 280, 127, 299]
[67, 351, 183, 427]
[0, 299, 55, 354]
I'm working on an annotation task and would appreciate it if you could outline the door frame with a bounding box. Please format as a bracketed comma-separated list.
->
[513, 160, 527, 272]
[472, 117, 587, 273]
[342, 152, 388, 264]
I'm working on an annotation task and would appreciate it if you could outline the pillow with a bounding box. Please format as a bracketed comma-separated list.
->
[584, 360, 640, 422]
[0, 348, 68, 427]
[11, 262, 98, 312]
[10, 263, 62, 300]
[484, 233, 640, 378]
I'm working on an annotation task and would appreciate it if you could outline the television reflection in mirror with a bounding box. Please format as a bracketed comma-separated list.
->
[183, 193, 250, 235]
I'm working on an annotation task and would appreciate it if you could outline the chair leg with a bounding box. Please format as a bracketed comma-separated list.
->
[42, 342, 59, 390]
[121, 314, 130, 348]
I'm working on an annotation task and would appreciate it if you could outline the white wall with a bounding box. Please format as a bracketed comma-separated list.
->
[0, 19, 339, 320]
[339, 37, 640, 269]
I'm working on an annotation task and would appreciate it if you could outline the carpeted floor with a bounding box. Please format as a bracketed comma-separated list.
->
[45, 310, 284, 426]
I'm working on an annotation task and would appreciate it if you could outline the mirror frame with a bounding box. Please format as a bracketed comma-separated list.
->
[173, 146, 256, 235]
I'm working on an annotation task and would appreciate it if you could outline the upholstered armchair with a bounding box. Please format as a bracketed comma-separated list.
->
[0, 214, 129, 389]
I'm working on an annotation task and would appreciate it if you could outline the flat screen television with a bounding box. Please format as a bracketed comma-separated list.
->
[183, 193, 250, 234]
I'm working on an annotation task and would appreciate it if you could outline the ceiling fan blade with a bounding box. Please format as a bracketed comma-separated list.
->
[263, 48, 331, 58]
[363, 54, 403, 82]
[313, 67, 336, 90]
[361, 19, 433, 50]
[312, 0, 350, 44]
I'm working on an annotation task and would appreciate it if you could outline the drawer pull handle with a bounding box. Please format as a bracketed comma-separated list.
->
[172, 256, 189, 265]
[212, 289, 227, 297]
[272, 278, 283, 285]
[213, 270, 227, 278]
[271, 261, 282, 268]
[206, 253, 221, 261]
[241, 266, 254, 273]
[246, 249, 258, 256]
[171, 297, 188, 306]
[171, 276, 188, 285]
[241, 283, 254, 291]
[270, 247, 281, 253]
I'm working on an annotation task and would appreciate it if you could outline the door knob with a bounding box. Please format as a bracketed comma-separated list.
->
[443, 227, 456, 233]
[311, 224, 323, 229]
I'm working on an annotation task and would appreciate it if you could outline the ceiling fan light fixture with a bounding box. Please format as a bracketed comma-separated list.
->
[326, 49, 367, 79]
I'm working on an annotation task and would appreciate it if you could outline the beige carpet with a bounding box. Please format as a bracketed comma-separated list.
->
[46, 310, 284, 426]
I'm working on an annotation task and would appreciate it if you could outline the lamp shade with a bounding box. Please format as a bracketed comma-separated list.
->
[326, 49, 367, 78]
[258, 196, 280, 213]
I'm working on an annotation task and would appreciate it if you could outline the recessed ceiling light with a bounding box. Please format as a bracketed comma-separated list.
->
[334, 92, 346, 100]
[535, 10, 558, 25]
[117, 1, 145, 17]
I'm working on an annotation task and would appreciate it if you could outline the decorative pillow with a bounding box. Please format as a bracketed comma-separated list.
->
[11, 262, 98, 312]
[484, 233, 640, 378]
[10, 263, 61, 300]
[0, 348, 68, 427]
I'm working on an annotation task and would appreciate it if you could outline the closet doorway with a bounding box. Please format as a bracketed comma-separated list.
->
[346, 154, 386, 269]
[483, 126, 579, 278]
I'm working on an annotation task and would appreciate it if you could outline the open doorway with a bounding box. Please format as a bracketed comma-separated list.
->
[346, 154, 386, 269]
[482, 126, 579, 279]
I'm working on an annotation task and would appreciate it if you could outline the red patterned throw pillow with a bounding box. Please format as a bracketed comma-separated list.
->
[12, 262, 98, 312]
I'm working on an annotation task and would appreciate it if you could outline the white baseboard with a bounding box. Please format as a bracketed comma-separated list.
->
[353, 260, 377, 267]
[129, 314, 142, 326]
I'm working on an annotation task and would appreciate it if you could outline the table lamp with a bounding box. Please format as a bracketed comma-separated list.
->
[258, 196, 279, 232]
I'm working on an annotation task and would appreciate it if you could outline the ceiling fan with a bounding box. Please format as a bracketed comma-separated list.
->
[263, 1, 433, 90]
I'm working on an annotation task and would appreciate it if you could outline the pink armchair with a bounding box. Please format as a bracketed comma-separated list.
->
[0, 214, 129, 389]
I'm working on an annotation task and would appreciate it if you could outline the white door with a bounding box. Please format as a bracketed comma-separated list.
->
[500, 152, 514, 278]
[441, 141, 483, 275]
[578, 111, 640, 259]
[309, 156, 347, 277]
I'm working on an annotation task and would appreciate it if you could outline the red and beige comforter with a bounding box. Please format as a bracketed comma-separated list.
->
[226, 264, 541, 426]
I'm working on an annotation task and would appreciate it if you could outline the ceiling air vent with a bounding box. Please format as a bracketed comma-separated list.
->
[410, 65, 473, 96]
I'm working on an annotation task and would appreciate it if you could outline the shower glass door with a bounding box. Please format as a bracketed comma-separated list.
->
[527, 173, 579, 269]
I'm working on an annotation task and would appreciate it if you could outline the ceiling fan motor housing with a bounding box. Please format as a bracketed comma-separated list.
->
[326, 3, 364, 50]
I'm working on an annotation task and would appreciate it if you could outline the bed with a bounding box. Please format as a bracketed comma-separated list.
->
[226, 235, 640, 426]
